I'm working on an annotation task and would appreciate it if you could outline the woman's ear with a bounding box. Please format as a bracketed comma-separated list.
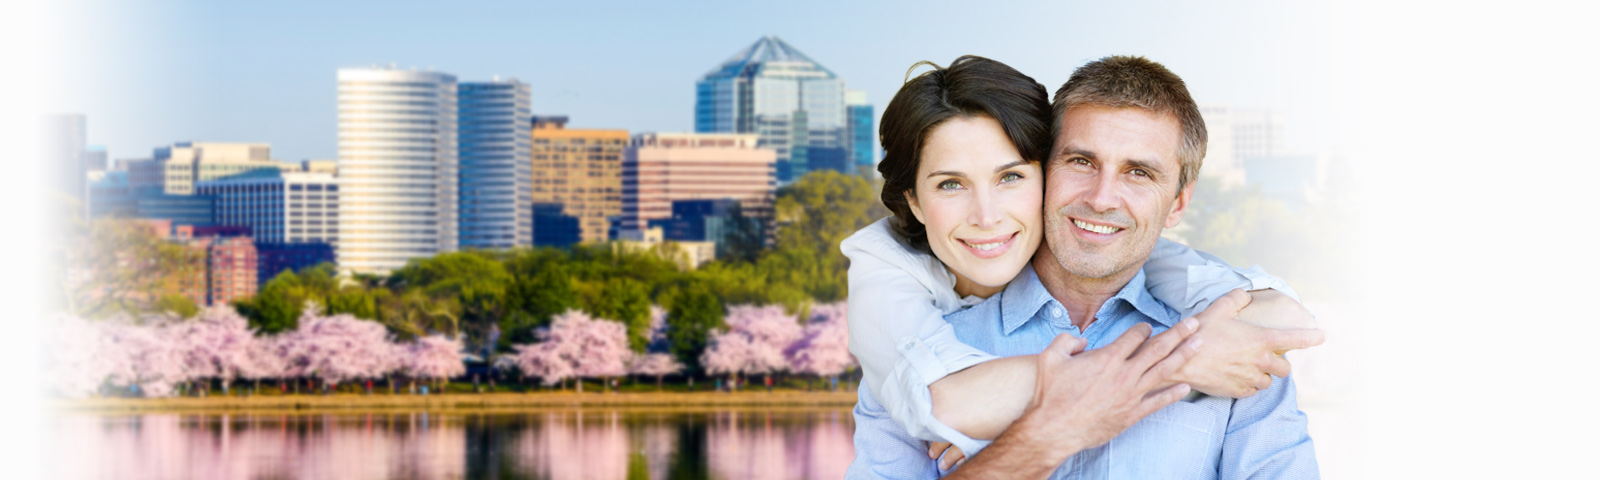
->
[904, 190, 926, 224]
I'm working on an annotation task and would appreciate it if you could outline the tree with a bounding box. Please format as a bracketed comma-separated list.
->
[700, 305, 802, 389]
[665, 284, 724, 375]
[64, 219, 205, 319]
[174, 307, 258, 394]
[404, 335, 466, 390]
[774, 170, 888, 260]
[44, 314, 117, 398]
[785, 302, 856, 390]
[579, 277, 651, 352]
[629, 353, 684, 390]
[280, 306, 400, 390]
[510, 310, 632, 393]
[101, 317, 190, 397]
[389, 252, 512, 348]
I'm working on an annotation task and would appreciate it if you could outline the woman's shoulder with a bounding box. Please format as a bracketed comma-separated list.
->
[840, 216, 917, 258]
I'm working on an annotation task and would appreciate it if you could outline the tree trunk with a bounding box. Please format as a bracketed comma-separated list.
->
[656, 375, 663, 391]
[577, 378, 585, 393]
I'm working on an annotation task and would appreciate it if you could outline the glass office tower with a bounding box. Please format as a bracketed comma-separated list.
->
[695, 36, 846, 184]
[458, 78, 532, 249]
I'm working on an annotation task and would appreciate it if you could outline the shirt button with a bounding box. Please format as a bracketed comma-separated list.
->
[1052, 308, 1063, 318]
[903, 340, 916, 350]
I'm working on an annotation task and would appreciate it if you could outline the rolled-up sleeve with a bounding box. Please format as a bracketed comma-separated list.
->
[1144, 238, 1301, 318]
[844, 219, 999, 445]
[848, 384, 944, 479]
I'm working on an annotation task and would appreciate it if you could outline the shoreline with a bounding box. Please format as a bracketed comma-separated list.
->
[55, 390, 858, 414]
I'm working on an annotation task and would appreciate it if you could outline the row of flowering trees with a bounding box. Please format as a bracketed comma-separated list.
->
[507, 302, 855, 392]
[46, 304, 466, 398]
[698, 303, 854, 391]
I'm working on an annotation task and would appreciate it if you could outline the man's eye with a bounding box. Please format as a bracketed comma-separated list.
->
[1131, 168, 1150, 178]
[1000, 171, 1023, 183]
[938, 179, 962, 190]
[1071, 158, 1092, 167]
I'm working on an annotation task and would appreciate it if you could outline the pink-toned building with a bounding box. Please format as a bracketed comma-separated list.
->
[620, 133, 775, 239]
[174, 225, 259, 306]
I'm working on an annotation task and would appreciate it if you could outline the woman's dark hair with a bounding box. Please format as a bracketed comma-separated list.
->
[877, 55, 1052, 254]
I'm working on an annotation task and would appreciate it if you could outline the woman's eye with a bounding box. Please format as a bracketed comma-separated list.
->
[937, 179, 962, 190]
[1000, 171, 1023, 183]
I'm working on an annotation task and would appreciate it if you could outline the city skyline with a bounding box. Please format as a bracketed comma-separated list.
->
[44, 0, 1346, 164]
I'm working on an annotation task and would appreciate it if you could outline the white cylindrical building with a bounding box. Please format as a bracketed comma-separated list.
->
[336, 68, 458, 275]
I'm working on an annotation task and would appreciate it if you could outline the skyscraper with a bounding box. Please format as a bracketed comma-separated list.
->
[336, 67, 459, 275]
[620, 133, 775, 239]
[458, 78, 532, 249]
[43, 114, 87, 200]
[845, 90, 875, 174]
[695, 36, 849, 184]
[530, 116, 628, 245]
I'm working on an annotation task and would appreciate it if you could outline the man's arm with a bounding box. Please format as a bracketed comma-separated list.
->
[930, 290, 1321, 440]
[1218, 374, 1319, 478]
[946, 322, 1201, 479]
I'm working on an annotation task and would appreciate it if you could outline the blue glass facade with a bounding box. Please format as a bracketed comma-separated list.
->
[532, 202, 581, 248]
[458, 79, 533, 249]
[848, 103, 875, 173]
[696, 36, 851, 185]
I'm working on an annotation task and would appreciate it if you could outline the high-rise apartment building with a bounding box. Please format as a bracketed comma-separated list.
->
[197, 167, 339, 246]
[1198, 105, 1288, 189]
[174, 226, 258, 306]
[336, 67, 458, 275]
[44, 114, 88, 200]
[459, 78, 532, 249]
[696, 36, 854, 185]
[620, 133, 775, 238]
[530, 116, 628, 245]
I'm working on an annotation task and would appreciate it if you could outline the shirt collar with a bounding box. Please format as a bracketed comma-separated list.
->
[999, 263, 1175, 335]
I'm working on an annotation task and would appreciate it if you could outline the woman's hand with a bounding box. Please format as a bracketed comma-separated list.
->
[928, 441, 968, 470]
[1173, 289, 1326, 398]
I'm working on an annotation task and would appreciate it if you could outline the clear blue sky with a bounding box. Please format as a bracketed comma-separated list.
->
[47, 0, 1348, 163]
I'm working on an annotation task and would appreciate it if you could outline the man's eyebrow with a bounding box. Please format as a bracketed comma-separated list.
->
[1060, 147, 1096, 160]
[1125, 158, 1167, 175]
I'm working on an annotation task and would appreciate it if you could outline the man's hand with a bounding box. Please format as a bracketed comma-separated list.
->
[944, 321, 1202, 479]
[928, 442, 966, 471]
[1177, 289, 1326, 398]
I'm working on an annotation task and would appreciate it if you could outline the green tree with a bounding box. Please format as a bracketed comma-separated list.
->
[65, 219, 205, 318]
[388, 251, 511, 345]
[774, 170, 889, 258]
[665, 283, 724, 374]
[154, 293, 199, 319]
[580, 277, 652, 351]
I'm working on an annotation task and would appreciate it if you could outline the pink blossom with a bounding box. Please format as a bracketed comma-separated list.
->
[701, 305, 802, 378]
[404, 335, 465, 382]
[786, 302, 856, 378]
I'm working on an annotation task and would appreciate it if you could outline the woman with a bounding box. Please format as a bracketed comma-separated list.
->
[842, 55, 1319, 467]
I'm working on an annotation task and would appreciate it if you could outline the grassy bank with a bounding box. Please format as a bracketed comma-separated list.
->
[56, 389, 858, 414]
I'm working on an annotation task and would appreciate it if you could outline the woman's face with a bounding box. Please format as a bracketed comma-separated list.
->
[906, 115, 1044, 298]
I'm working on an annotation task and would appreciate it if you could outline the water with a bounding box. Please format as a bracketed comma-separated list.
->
[50, 408, 857, 480]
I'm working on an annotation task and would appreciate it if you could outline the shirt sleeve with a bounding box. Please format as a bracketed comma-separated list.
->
[1218, 374, 1320, 479]
[846, 384, 944, 480]
[843, 218, 1000, 444]
[1143, 237, 1302, 318]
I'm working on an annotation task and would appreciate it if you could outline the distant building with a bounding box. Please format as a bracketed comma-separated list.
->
[845, 90, 875, 174]
[620, 133, 775, 240]
[459, 78, 533, 249]
[336, 67, 459, 275]
[696, 36, 856, 185]
[256, 242, 336, 285]
[614, 226, 717, 270]
[174, 225, 259, 307]
[43, 114, 88, 200]
[530, 116, 628, 245]
[123, 142, 285, 196]
[198, 168, 339, 246]
[532, 202, 581, 248]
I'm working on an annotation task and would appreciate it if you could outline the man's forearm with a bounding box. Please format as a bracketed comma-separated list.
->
[943, 408, 1082, 479]
[930, 355, 1036, 439]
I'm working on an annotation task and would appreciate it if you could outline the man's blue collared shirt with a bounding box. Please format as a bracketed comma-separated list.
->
[847, 264, 1318, 479]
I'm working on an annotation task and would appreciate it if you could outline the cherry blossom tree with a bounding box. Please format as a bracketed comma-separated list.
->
[629, 353, 684, 390]
[281, 306, 401, 393]
[102, 317, 190, 397]
[173, 307, 258, 395]
[701, 305, 802, 390]
[44, 313, 118, 398]
[241, 334, 287, 394]
[404, 335, 465, 392]
[510, 310, 632, 393]
[785, 302, 856, 391]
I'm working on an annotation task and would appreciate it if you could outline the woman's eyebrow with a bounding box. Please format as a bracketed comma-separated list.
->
[926, 170, 967, 179]
[993, 160, 1028, 173]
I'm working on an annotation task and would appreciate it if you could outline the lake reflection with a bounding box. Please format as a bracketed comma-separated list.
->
[53, 408, 856, 480]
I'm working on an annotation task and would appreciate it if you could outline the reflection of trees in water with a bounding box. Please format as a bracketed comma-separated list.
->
[52, 412, 468, 479]
[50, 409, 853, 480]
[706, 410, 854, 480]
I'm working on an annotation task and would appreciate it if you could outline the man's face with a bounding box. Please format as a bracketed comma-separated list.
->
[1042, 104, 1194, 280]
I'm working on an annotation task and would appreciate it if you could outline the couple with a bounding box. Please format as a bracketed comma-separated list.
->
[842, 55, 1324, 478]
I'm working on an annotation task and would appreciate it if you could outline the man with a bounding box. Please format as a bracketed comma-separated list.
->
[847, 56, 1318, 479]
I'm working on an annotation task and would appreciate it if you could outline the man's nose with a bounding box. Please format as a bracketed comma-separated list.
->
[1084, 171, 1121, 213]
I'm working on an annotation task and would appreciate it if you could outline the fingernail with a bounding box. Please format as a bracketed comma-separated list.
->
[1183, 317, 1198, 332]
[1188, 337, 1203, 351]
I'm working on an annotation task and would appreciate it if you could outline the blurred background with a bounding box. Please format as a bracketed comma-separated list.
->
[4, 0, 1597, 478]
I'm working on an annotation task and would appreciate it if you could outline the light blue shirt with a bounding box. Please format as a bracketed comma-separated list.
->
[846, 264, 1318, 479]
